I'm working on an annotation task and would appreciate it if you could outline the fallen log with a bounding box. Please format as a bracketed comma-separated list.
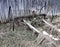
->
[23, 19, 58, 47]
[42, 19, 60, 32]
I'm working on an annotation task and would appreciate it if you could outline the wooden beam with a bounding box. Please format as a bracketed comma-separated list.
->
[23, 19, 58, 47]
[42, 19, 60, 32]
[23, 19, 42, 34]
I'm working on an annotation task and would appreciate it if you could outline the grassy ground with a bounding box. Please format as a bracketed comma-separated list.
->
[0, 16, 58, 47]
[0, 22, 37, 47]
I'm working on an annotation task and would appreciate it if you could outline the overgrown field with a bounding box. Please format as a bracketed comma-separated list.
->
[0, 21, 37, 47]
[0, 16, 60, 47]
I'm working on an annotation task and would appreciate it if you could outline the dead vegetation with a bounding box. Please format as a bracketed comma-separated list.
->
[0, 15, 60, 47]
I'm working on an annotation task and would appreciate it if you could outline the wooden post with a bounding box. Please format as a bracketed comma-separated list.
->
[13, 20, 14, 31]
[8, 6, 11, 29]
[8, 6, 14, 31]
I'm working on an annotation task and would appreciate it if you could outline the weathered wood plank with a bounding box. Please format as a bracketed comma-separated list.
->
[23, 19, 58, 47]
[43, 19, 60, 32]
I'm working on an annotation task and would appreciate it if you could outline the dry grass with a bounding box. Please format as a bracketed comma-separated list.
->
[0, 22, 38, 47]
[0, 16, 60, 47]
